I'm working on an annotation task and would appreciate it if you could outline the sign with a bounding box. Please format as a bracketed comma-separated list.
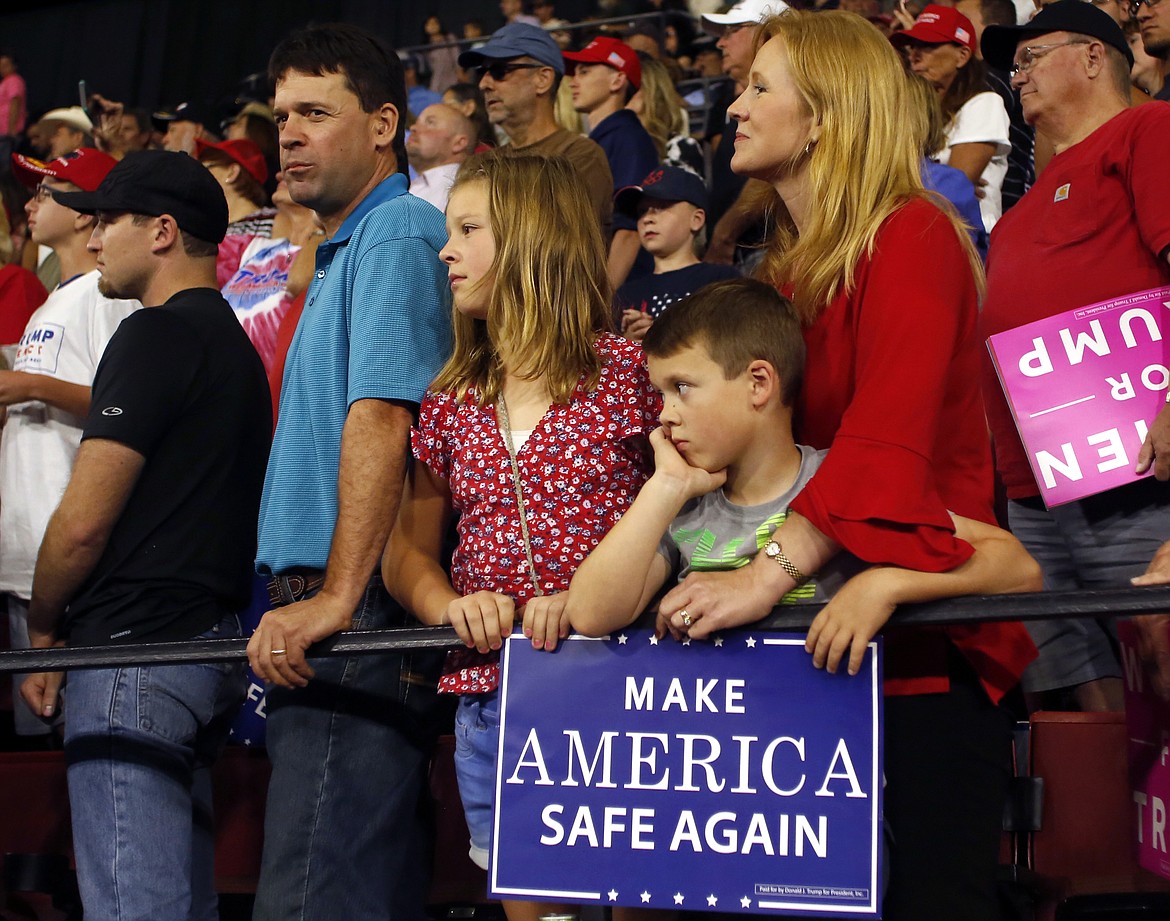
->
[987, 286, 1170, 506]
[1119, 618, 1170, 881]
[227, 573, 273, 747]
[491, 630, 883, 917]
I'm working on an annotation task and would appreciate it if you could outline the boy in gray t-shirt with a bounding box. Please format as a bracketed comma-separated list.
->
[660, 444, 864, 603]
[553, 278, 1039, 677]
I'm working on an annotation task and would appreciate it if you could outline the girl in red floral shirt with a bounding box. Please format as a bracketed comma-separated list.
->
[382, 152, 659, 915]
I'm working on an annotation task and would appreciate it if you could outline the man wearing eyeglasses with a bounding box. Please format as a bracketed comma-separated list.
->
[979, 1, 1170, 712]
[699, 0, 792, 266]
[458, 22, 614, 238]
[1133, 0, 1170, 99]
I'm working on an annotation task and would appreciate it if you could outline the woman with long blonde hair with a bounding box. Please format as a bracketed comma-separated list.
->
[628, 55, 704, 176]
[382, 151, 659, 921]
[654, 12, 1035, 920]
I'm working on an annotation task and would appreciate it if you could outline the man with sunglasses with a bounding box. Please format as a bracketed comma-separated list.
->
[979, 1, 1170, 712]
[1132, 0, 1170, 99]
[458, 22, 613, 236]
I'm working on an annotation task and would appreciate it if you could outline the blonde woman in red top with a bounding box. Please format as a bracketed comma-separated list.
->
[654, 11, 1037, 920]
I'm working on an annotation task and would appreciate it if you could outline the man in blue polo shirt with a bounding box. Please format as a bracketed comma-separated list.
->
[246, 22, 452, 921]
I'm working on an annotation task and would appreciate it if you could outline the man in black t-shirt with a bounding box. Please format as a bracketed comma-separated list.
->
[20, 150, 271, 921]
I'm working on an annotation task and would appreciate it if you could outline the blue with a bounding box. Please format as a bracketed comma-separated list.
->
[251, 173, 451, 921]
[922, 159, 989, 262]
[590, 109, 659, 234]
[250, 583, 440, 921]
[256, 174, 452, 575]
[64, 616, 245, 921]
